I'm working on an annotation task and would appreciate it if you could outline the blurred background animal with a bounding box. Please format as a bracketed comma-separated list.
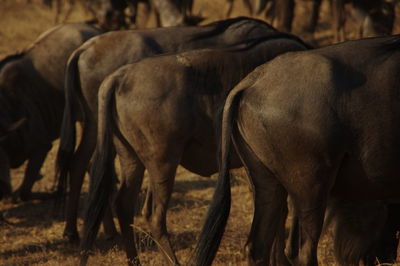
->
[0, 23, 103, 202]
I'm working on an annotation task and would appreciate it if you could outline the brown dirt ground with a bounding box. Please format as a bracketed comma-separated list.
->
[0, 0, 399, 265]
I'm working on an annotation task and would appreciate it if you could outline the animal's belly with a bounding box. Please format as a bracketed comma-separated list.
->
[180, 139, 218, 177]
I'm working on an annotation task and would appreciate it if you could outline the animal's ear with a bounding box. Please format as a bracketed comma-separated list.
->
[6, 117, 26, 132]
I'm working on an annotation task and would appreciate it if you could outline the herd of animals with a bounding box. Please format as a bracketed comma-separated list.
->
[1, 0, 400, 265]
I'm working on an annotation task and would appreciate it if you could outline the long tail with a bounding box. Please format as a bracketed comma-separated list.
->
[191, 75, 254, 265]
[79, 74, 119, 265]
[55, 47, 85, 203]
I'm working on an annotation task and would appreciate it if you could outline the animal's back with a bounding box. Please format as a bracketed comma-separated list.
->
[26, 22, 104, 91]
[76, 17, 278, 92]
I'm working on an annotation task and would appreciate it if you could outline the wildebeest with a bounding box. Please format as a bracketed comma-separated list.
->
[0, 22, 103, 202]
[79, 32, 310, 265]
[55, 17, 283, 244]
[193, 34, 400, 265]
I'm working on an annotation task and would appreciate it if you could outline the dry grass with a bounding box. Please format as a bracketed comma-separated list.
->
[0, 0, 399, 265]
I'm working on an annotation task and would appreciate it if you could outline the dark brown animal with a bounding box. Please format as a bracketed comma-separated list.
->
[55, 17, 280, 244]
[0, 23, 103, 202]
[79, 33, 310, 266]
[193, 35, 400, 265]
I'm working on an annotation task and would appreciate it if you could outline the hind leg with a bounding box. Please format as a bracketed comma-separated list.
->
[291, 196, 326, 265]
[102, 203, 118, 240]
[114, 139, 145, 265]
[233, 134, 288, 265]
[142, 184, 153, 220]
[64, 119, 97, 243]
[284, 164, 337, 266]
[141, 145, 183, 265]
[286, 200, 300, 262]
[64, 115, 118, 244]
[247, 176, 287, 266]
[271, 201, 291, 266]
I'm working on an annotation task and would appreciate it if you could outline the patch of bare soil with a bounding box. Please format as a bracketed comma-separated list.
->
[0, 0, 399, 265]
